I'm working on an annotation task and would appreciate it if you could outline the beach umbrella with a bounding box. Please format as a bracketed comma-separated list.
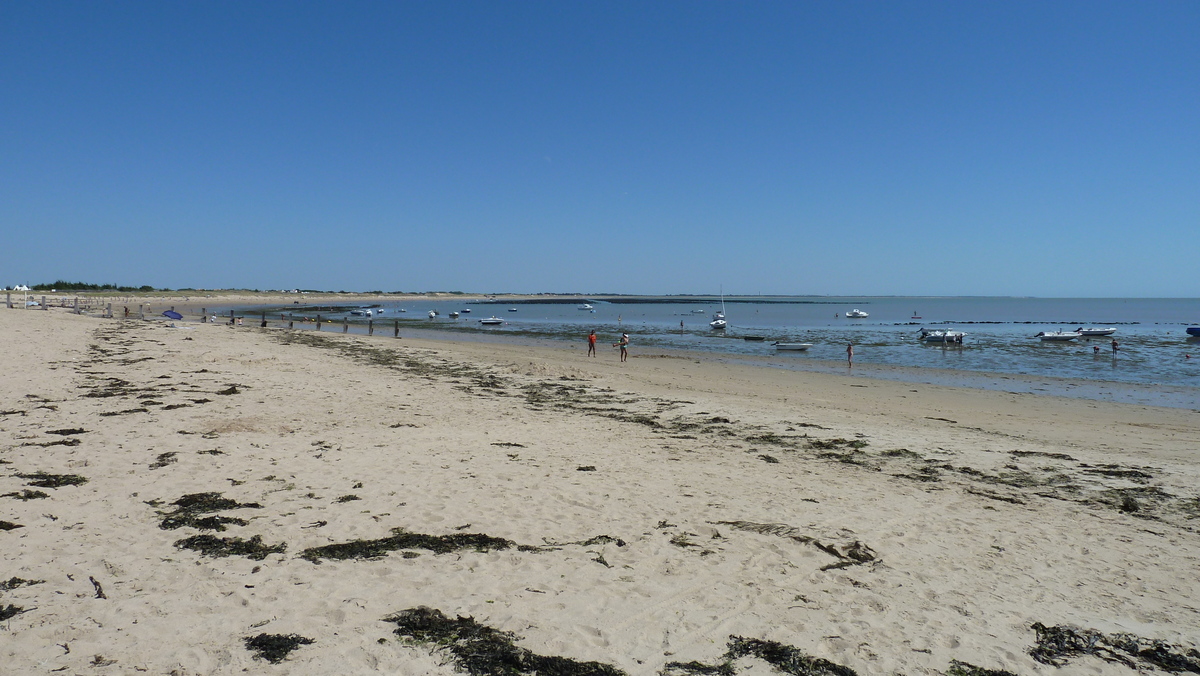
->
[162, 310, 183, 320]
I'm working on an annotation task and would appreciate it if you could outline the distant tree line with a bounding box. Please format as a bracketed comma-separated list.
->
[30, 281, 162, 292]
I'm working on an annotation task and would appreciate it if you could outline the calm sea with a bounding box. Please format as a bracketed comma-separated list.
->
[234, 296, 1200, 408]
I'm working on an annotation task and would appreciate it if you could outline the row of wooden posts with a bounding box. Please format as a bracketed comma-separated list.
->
[198, 308, 401, 338]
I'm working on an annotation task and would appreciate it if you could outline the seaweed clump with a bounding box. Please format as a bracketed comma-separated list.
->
[664, 636, 858, 676]
[946, 660, 1019, 676]
[384, 606, 625, 676]
[1, 520, 24, 531]
[1, 577, 44, 590]
[244, 633, 315, 664]
[17, 472, 88, 488]
[174, 534, 286, 560]
[0, 604, 32, 621]
[301, 528, 529, 563]
[1030, 622, 1200, 673]
[157, 492, 262, 531]
[2, 489, 49, 500]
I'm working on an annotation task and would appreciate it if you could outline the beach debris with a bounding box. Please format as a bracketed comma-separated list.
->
[576, 465, 597, 472]
[808, 438, 868, 450]
[491, 442, 525, 448]
[300, 527, 532, 563]
[244, 633, 315, 664]
[46, 427, 87, 436]
[99, 407, 149, 416]
[2, 489, 49, 500]
[714, 521, 878, 571]
[0, 604, 32, 621]
[216, 385, 240, 395]
[174, 534, 286, 560]
[663, 635, 858, 676]
[1, 577, 44, 591]
[89, 576, 107, 599]
[335, 494, 361, 503]
[157, 492, 262, 531]
[1, 520, 26, 531]
[1029, 622, 1200, 672]
[383, 606, 626, 676]
[759, 454, 780, 464]
[149, 452, 178, 469]
[24, 437, 81, 447]
[17, 472, 88, 489]
[946, 660, 1018, 676]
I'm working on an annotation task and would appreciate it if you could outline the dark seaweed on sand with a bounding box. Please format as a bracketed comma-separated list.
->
[1, 577, 44, 591]
[385, 606, 626, 676]
[244, 633, 315, 663]
[17, 472, 88, 488]
[946, 660, 1019, 676]
[0, 604, 32, 621]
[664, 636, 858, 676]
[149, 452, 178, 469]
[157, 492, 262, 531]
[714, 521, 878, 571]
[0, 520, 24, 531]
[300, 528, 531, 563]
[174, 534, 286, 560]
[2, 489, 50, 500]
[1030, 622, 1200, 673]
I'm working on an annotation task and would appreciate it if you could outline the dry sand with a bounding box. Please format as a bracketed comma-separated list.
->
[2, 308, 1198, 675]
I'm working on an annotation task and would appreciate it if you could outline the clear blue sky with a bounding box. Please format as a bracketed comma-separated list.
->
[3, 2, 1197, 296]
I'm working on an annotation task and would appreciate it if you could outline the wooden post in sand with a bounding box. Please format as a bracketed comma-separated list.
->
[288, 318, 294, 330]
[139, 304, 145, 320]
[74, 298, 80, 314]
[42, 296, 47, 310]
[394, 320, 399, 338]
[316, 314, 322, 330]
[343, 318, 348, 333]
[105, 303, 113, 318]
[368, 320, 374, 336]
[5, 293, 10, 309]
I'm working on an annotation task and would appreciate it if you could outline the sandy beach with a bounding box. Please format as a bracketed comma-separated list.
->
[3, 308, 1199, 675]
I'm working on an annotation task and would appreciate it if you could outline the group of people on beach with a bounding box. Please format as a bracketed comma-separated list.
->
[586, 330, 628, 362]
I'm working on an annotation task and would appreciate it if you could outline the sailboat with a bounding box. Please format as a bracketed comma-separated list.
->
[710, 289, 727, 329]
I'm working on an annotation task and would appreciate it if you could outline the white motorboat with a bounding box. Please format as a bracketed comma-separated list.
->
[428, 310, 438, 319]
[1036, 331, 1082, 341]
[449, 311, 460, 319]
[479, 316, 503, 325]
[846, 309, 869, 318]
[461, 308, 471, 313]
[578, 303, 594, 310]
[919, 328, 967, 343]
[349, 309, 367, 316]
[773, 342, 813, 351]
[508, 308, 518, 312]
[1075, 327, 1116, 336]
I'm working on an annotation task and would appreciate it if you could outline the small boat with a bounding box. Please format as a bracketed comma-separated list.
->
[399, 309, 407, 313]
[1187, 327, 1200, 337]
[508, 308, 518, 312]
[1036, 331, 1082, 341]
[919, 328, 966, 343]
[376, 309, 385, 315]
[461, 308, 471, 313]
[349, 309, 368, 316]
[428, 310, 438, 319]
[846, 309, 869, 318]
[578, 303, 594, 310]
[773, 342, 813, 351]
[710, 289, 728, 329]
[449, 311, 460, 319]
[691, 309, 706, 314]
[479, 316, 503, 325]
[1075, 327, 1116, 336]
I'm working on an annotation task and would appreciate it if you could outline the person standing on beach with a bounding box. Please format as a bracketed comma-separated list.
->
[587, 330, 597, 357]
[1111, 339, 1119, 355]
[614, 333, 629, 362]
[847, 343, 854, 368]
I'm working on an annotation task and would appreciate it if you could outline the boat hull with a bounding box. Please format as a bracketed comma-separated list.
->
[1187, 327, 1200, 337]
